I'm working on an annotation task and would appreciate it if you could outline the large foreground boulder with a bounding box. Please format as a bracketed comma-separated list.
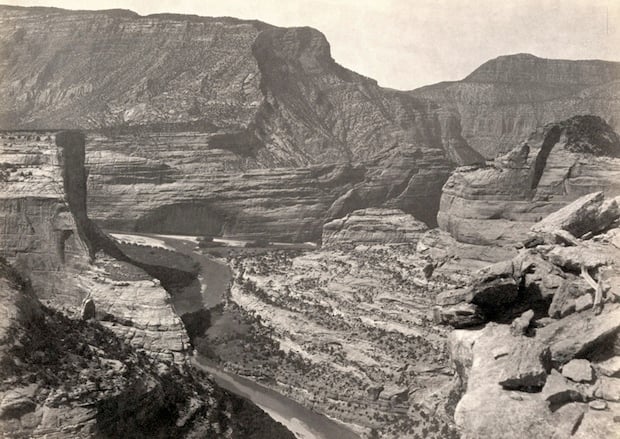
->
[498, 338, 551, 390]
[531, 191, 620, 240]
[537, 304, 620, 365]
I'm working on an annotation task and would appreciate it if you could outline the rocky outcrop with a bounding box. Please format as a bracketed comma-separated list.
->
[321, 208, 428, 247]
[0, 260, 294, 438]
[0, 132, 192, 362]
[438, 194, 620, 438]
[0, 131, 92, 308]
[437, 116, 620, 254]
[411, 53, 620, 159]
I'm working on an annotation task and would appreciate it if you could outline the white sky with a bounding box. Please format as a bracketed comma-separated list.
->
[3, 0, 620, 89]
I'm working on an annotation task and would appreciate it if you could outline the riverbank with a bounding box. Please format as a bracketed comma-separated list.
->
[108, 231, 361, 439]
[193, 355, 361, 439]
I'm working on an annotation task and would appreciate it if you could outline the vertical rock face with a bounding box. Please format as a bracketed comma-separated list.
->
[437, 116, 620, 250]
[411, 54, 620, 159]
[0, 132, 192, 362]
[3, 8, 617, 240]
[0, 132, 91, 308]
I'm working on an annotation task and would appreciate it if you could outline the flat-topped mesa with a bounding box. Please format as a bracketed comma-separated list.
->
[437, 115, 620, 251]
[411, 54, 620, 159]
[464, 53, 620, 85]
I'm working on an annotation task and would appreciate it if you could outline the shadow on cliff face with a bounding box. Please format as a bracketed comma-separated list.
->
[55, 131, 199, 290]
[135, 203, 226, 237]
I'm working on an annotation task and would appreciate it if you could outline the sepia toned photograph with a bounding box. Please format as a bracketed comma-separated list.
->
[0, 1, 618, 437]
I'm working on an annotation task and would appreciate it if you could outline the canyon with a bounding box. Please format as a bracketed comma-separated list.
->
[1, 4, 620, 439]
[0, 131, 293, 437]
[2, 6, 620, 241]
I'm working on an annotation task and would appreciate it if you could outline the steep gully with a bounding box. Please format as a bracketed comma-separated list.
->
[123, 231, 360, 439]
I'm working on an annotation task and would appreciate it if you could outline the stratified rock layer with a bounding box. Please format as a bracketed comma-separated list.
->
[0, 132, 189, 362]
[440, 194, 620, 439]
[437, 116, 620, 252]
[411, 53, 620, 158]
[0, 260, 294, 438]
[321, 208, 428, 247]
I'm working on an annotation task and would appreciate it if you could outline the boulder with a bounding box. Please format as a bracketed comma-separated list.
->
[452, 324, 589, 439]
[597, 356, 620, 377]
[588, 400, 607, 410]
[531, 192, 620, 240]
[510, 309, 534, 336]
[574, 293, 594, 312]
[594, 377, 620, 402]
[546, 246, 612, 271]
[469, 261, 519, 308]
[548, 278, 594, 319]
[498, 338, 551, 390]
[537, 304, 620, 365]
[435, 303, 485, 328]
[541, 370, 586, 409]
[518, 251, 564, 301]
[561, 359, 593, 383]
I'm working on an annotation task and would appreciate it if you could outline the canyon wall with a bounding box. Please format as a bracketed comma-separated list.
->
[411, 54, 620, 159]
[3, 7, 618, 240]
[0, 132, 192, 362]
[0, 131, 295, 436]
[0, 6, 480, 239]
[0, 257, 294, 438]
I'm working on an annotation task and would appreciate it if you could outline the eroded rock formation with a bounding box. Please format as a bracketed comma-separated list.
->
[3, 8, 617, 242]
[0, 131, 193, 363]
[437, 116, 620, 255]
[322, 208, 428, 247]
[434, 194, 620, 438]
[0, 6, 484, 238]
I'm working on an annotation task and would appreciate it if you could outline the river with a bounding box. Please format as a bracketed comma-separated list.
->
[111, 232, 361, 439]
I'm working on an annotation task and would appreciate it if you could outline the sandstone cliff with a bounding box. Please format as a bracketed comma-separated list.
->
[0, 131, 294, 437]
[0, 5, 482, 239]
[436, 116, 620, 255]
[411, 53, 620, 159]
[0, 131, 195, 363]
[3, 8, 617, 241]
